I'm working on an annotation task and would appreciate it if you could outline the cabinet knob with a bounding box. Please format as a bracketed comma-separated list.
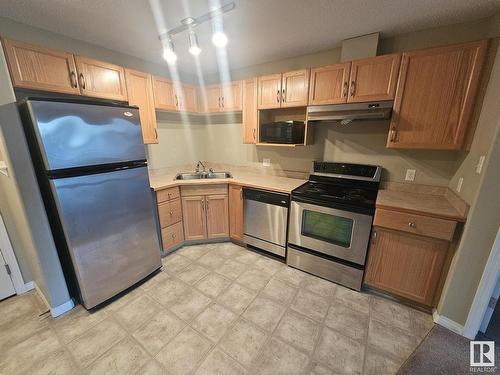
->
[172, 233, 176, 239]
[276, 90, 280, 103]
[169, 211, 173, 216]
[408, 222, 416, 228]
[282, 88, 285, 102]
[372, 231, 377, 244]
[78, 73, 86, 90]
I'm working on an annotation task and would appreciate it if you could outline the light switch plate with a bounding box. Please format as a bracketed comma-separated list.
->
[263, 158, 271, 167]
[405, 169, 416, 181]
[457, 177, 464, 192]
[476, 155, 486, 174]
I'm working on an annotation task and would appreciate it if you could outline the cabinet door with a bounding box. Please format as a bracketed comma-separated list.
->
[221, 81, 243, 112]
[387, 41, 487, 150]
[282, 69, 310, 107]
[179, 84, 198, 112]
[74, 56, 128, 101]
[348, 54, 401, 103]
[153, 77, 177, 111]
[202, 85, 222, 113]
[2, 38, 80, 95]
[257, 74, 282, 109]
[206, 195, 229, 239]
[309, 63, 351, 105]
[182, 196, 207, 240]
[364, 228, 448, 306]
[228, 185, 244, 241]
[243, 78, 258, 144]
[125, 69, 158, 144]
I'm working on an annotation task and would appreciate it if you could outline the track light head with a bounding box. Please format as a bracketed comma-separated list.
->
[162, 38, 177, 64]
[188, 30, 202, 56]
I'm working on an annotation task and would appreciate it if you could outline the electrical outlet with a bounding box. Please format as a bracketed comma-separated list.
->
[476, 155, 486, 174]
[457, 177, 464, 193]
[405, 169, 416, 181]
[263, 158, 271, 167]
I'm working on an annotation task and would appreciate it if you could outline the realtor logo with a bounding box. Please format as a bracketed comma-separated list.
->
[470, 341, 495, 367]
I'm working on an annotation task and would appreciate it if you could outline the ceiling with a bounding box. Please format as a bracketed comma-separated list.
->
[0, 0, 499, 77]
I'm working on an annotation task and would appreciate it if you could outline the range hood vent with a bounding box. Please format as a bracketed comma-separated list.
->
[307, 101, 393, 124]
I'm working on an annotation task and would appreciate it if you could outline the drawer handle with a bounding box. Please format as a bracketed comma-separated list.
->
[167, 193, 171, 199]
[372, 231, 377, 244]
[172, 234, 176, 239]
[169, 211, 173, 216]
[408, 222, 416, 228]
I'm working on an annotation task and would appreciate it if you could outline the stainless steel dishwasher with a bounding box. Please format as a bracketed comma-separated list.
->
[243, 188, 289, 257]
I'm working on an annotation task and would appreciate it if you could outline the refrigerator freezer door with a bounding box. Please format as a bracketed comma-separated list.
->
[51, 166, 161, 308]
[26, 100, 146, 171]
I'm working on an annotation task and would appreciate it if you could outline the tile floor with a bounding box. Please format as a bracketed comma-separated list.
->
[0, 242, 435, 375]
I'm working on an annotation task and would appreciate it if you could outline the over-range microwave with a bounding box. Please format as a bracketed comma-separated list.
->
[260, 121, 305, 144]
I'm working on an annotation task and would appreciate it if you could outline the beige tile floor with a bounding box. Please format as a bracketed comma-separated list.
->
[0, 242, 435, 375]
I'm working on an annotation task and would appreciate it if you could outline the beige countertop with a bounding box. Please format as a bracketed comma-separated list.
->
[376, 188, 468, 222]
[149, 171, 307, 194]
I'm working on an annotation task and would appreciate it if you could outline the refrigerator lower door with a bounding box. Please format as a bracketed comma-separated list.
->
[51, 166, 161, 308]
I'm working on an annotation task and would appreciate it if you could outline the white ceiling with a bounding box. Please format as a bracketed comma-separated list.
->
[0, 0, 499, 77]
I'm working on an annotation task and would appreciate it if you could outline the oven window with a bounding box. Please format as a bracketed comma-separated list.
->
[301, 210, 353, 248]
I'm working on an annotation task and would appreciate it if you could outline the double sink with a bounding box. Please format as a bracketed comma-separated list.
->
[174, 171, 233, 180]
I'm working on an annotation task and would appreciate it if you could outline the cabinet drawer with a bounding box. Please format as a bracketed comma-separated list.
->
[161, 221, 184, 251]
[181, 184, 228, 197]
[373, 208, 456, 241]
[157, 186, 180, 203]
[158, 198, 182, 228]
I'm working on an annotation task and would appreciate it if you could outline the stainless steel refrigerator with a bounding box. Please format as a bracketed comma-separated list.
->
[19, 97, 161, 309]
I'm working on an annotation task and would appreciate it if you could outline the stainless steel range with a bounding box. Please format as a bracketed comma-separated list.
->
[287, 162, 381, 290]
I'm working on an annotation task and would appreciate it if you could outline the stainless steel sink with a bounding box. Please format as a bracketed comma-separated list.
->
[174, 171, 232, 180]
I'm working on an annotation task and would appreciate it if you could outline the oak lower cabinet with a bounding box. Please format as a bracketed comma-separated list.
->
[364, 208, 458, 307]
[228, 184, 244, 241]
[181, 184, 229, 241]
[387, 40, 487, 150]
[157, 187, 184, 252]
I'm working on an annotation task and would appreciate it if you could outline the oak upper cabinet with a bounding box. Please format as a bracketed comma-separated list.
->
[201, 81, 243, 112]
[179, 84, 198, 112]
[221, 81, 243, 112]
[204, 85, 223, 112]
[347, 54, 400, 103]
[387, 41, 487, 150]
[228, 185, 244, 241]
[243, 78, 258, 144]
[258, 70, 309, 109]
[206, 195, 229, 239]
[181, 195, 207, 241]
[281, 69, 310, 107]
[153, 76, 177, 111]
[2, 38, 80, 95]
[125, 69, 158, 144]
[364, 227, 448, 306]
[309, 63, 351, 105]
[257, 73, 282, 109]
[74, 56, 128, 101]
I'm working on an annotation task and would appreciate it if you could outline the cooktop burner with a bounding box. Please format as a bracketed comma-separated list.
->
[291, 162, 382, 212]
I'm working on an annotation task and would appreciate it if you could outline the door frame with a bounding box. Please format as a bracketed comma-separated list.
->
[0, 213, 30, 294]
[463, 226, 500, 339]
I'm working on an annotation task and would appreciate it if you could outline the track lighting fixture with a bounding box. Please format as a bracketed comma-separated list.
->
[188, 30, 202, 56]
[157, 2, 234, 62]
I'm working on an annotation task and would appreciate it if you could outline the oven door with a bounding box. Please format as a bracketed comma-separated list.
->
[288, 200, 372, 265]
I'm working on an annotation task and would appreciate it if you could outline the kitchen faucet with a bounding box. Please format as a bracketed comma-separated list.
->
[195, 161, 206, 173]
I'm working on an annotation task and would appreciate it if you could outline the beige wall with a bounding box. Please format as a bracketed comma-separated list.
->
[437, 16, 500, 325]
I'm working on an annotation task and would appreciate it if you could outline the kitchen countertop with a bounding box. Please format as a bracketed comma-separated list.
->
[376, 188, 468, 222]
[149, 171, 307, 194]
